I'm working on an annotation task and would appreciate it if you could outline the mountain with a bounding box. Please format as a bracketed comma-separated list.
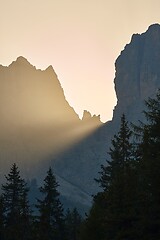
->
[52, 24, 160, 202]
[0, 56, 102, 213]
[0, 56, 78, 172]
[97, 24, 160, 183]
[113, 23, 160, 124]
[0, 56, 79, 125]
[41, 23, 160, 212]
[1, 24, 160, 214]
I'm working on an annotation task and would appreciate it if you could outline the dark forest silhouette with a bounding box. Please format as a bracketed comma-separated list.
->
[1, 90, 160, 239]
[0, 164, 82, 240]
[81, 90, 160, 239]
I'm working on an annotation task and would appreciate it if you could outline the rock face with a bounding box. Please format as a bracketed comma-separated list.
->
[0, 56, 83, 172]
[47, 23, 160, 212]
[82, 110, 101, 126]
[113, 24, 160, 124]
[93, 23, 160, 199]
[0, 56, 102, 213]
[0, 56, 79, 125]
[54, 24, 160, 211]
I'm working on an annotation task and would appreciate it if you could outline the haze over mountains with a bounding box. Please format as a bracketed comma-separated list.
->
[0, 23, 160, 212]
[0, 55, 102, 212]
[0, 56, 101, 169]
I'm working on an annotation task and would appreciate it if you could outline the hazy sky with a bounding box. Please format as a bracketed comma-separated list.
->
[1, 0, 160, 122]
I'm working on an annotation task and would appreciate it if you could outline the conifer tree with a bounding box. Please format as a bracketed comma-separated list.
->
[100, 114, 138, 239]
[36, 167, 64, 240]
[20, 189, 32, 240]
[0, 195, 5, 240]
[80, 192, 107, 240]
[82, 115, 138, 240]
[65, 208, 82, 240]
[2, 163, 31, 240]
[97, 114, 134, 191]
[134, 89, 160, 239]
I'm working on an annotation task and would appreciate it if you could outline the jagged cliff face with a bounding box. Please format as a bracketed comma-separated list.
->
[57, 24, 160, 208]
[0, 56, 102, 213]
[0, 56, 83, 173]
[0, 56, 79, 126]
[113, 24, 160, 123]
[52, 24, 160, 211]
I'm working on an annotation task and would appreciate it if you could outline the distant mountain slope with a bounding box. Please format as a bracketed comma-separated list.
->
[0, 56, 102, 212]
[0, 56, 79, 125]
[0, 56, 79, 173]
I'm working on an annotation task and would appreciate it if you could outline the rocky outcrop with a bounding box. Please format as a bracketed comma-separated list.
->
[82, 110, 92, 120]
[82, 110, 101, 125]
[113, 24, 160, 124]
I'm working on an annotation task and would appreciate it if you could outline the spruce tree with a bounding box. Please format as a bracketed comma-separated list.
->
[99, 114, 138, 239]
[97, 114, 134, 190]
[20, 189, 32, 240]
[36, 167, 64, 240]
[2, 163, 31, 240]
[65, 208, 82, 240]
[134, 89, 160, 239]
[0, 195, 5, 240]
[80, 192, 108, 240]
[82, 115, 138, 240]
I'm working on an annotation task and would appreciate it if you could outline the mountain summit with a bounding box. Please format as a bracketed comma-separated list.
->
[0, 57, 81, 174]
[1, 56, 79, 125]
[113, 23, 160, 123]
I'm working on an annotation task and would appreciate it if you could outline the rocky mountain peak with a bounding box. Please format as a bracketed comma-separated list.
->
[16, 56, 29, 63]
[82, 110, 102, 124]
[82, 110, 92, 120]
[10, 56, 34, 69]
[45, 65, 54, 72]
[147, 23, 160, 34]
[0, 56, 103, 213]
[113, 23, 160, 124]
[0, 57, 80, 126]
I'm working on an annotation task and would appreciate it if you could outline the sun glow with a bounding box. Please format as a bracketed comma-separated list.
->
[0, 57, 102, 181]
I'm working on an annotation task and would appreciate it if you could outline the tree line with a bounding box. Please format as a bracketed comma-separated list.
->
[0, 165, 82, 240]
[1, 90, 160, 240]
[81, 90, 160, 240]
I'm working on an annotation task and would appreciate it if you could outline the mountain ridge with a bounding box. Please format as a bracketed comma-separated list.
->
[0, 56, 102, 212]
[1, 24, 160, 213]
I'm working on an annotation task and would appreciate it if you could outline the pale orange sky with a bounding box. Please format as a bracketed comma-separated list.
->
[1, 0, 160, 122]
